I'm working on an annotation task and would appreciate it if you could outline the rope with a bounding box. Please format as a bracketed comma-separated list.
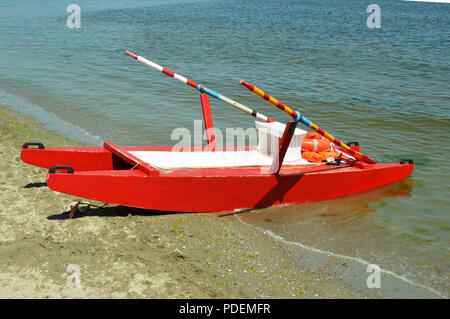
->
[69, 200, 109, 219]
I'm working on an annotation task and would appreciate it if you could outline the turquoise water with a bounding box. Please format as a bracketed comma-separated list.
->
[0, 0, 449, 296]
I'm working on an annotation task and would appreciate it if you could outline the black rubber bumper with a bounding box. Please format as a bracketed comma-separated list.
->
[48, 166, 74, 174]
[22, 142, 45, 149]
[400, 159, 414, 165]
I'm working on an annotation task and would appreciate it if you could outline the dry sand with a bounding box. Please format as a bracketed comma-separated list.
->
[0, 103, 373, 298]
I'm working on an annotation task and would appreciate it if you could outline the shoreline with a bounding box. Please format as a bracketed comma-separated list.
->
[0, 103, 441, 298]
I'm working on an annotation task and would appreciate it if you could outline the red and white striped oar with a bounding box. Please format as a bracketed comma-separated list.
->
[125, 50, 274, 123]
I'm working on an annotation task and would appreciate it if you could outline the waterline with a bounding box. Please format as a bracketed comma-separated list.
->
[234, 213, 447, 298]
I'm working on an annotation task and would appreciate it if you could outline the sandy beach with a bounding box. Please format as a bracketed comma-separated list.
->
[1, 103, 442, 299]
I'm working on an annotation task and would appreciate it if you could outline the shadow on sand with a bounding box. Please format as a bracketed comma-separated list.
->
[47, 204, 190, 220]
[24, 182, 47, 188]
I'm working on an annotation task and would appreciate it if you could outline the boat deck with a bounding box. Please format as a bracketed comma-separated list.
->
[129, 149, 313, 169]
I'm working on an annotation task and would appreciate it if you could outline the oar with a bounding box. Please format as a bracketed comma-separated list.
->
[239, 79, 376, 164]
[125, 50, 274, 123]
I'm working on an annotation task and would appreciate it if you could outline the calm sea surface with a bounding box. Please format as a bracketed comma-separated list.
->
[0, 0, 449, 296]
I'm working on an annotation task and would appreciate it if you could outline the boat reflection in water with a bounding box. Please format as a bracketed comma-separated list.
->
[232, 178, 415, 244]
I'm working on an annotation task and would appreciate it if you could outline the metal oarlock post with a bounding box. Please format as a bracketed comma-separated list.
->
[199, 93, 216, 148]
[125, 50, 275, 123]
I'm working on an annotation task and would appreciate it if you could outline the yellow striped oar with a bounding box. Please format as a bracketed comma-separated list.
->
[239, 79, 376, 164]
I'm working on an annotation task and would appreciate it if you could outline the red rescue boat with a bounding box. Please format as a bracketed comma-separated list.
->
[21, 142, 413, 212]
[20, 51, 414, 213]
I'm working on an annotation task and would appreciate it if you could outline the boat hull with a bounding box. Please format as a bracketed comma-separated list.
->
[22, 144, 414, 212]
[45, 162, 414, 212]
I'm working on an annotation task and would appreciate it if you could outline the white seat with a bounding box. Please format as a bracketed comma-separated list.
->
[130, 150, 311, 169]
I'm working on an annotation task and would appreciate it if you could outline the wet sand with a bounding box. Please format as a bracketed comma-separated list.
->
[0, 103, 380, 298]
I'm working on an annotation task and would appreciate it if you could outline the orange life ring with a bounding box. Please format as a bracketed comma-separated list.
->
[302, 133, 331, 152]
[301, 152, 323, 163]
[304, 132, 323, 140]
[302, 151, 339, 163]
